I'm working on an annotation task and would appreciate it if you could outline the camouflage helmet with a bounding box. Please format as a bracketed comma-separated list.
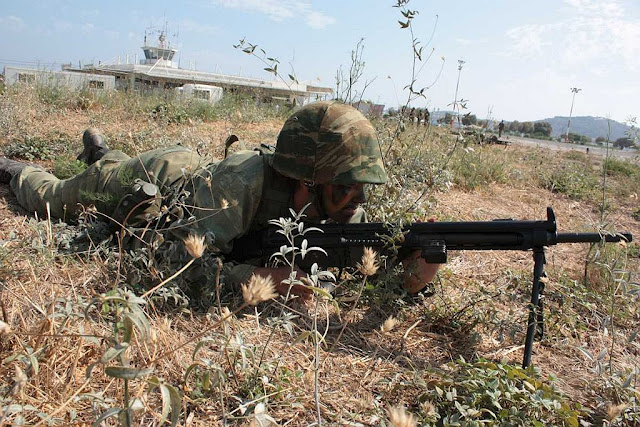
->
[272, 101, 387, 185]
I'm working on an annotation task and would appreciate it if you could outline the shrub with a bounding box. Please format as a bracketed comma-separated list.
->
[539, 163, 598, 200]
[602, 157, 639, 177]
[3, 136, 56, 161]
[449, 147, 508, 191]
[412, 359, 584, 425]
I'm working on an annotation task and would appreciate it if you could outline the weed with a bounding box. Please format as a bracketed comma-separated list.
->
[407, 358, 585, 425]
[539, 162, 599, 200]
[53, 159, 87, 179]
[603, 157, 639, 177]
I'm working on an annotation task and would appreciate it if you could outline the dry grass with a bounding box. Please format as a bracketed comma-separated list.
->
[0, 86, 639, 425]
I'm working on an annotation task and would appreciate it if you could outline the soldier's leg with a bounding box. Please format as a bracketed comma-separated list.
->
[0, 158, 32, 185]
[10, 146, 208, 220]
[10, 150, 133, 219]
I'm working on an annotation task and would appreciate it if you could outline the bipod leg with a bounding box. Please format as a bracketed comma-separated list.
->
[522, 247, 546, 368]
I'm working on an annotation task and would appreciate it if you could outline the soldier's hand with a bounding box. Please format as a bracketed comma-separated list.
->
[401, 217, 440, 293]
[401, 251, 440, 293]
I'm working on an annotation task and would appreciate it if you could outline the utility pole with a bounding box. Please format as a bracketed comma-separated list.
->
[451, 59, 465, 128]
[565, 87, 581, 143]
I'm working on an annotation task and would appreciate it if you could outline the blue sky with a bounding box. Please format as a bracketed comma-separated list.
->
[1, 0, 639, 123]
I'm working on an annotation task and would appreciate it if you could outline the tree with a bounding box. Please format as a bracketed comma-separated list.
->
[595, 136, 607, 145]
[566, 133, 591, 144]
[508, 120, 520, 132]
[533, 121, 552, 137]
[519, 122, 534, 134]
[461, 113, 477, 126]
[614, 137, 635, 149]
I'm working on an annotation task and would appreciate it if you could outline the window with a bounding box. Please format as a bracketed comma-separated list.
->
[193, 89, 210, 100]
[18, 73, 35, 83]
[89, 80, 105, 89]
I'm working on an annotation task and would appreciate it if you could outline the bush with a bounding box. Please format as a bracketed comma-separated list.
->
[3, 136, 56, 161]
[602, 157, 639, 177]
[413, 359, 584, 425]
[449, 147, 508, 191]
[539, 163, 598, 200]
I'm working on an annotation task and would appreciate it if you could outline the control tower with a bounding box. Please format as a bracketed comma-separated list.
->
[140, 28, 177, 68]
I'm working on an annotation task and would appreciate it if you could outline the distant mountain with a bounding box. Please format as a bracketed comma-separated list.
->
[538, 116, 631, 141]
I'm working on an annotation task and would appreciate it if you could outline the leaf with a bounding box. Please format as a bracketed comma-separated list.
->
[92, 408, 121, 427]
[293, 331, 311, 344]
[28, 353, 39, 375]
[193, 338, 216, 358]
[159, 383, 172, 424]
[100, 343, 130, 364]
[577, 347, 594, 362]
[398, 20, 409, 28]
[166, 383, 181, 426]
[105, 366, 154, 380]
[86, 362, 98, 379]
[597, 348, 608, 361]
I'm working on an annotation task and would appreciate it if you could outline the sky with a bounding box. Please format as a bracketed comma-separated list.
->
[1, 0, 639, 123]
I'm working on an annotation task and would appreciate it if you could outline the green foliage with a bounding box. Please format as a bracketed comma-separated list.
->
[539, 162, 598, 200]
[614, 137, 635, 149]
[37, 84, 74, 108]
[3, 131, 74, 161]
[533, 121, 553, 137]
[566, 132, 592, 144]
[449, 147, 508, 191]
[3, 136, 56, 161]
[53, 158, 88, 179]
[414, 359, 584, 426]
[603, 157, 639, 177]
[461, 114, 477, 126]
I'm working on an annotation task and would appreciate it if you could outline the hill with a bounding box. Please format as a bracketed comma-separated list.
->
[540, 116, 632, 140]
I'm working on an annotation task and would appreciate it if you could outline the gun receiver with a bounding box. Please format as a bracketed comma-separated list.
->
[232, 207, 633, 368]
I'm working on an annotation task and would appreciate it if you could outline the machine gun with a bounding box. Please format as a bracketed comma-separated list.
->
[231, 207, 633, 367]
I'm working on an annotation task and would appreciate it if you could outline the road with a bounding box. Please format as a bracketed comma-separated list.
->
[502, 135, 639, 160]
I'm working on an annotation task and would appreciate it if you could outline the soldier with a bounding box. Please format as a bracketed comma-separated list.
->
[408, 107, 416, 127]
[498, 120, 505, 138]
[0, 101, 438, 299]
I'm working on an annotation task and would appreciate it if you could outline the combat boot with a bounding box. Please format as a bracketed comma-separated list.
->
[77, 128, 109, 165]
[0, 157, 29, 184]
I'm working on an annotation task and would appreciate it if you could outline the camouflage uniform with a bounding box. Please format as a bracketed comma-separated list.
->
[10, 101, 383, 289]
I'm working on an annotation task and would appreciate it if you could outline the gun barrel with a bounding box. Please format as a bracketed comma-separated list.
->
[556, 232, 633, 244]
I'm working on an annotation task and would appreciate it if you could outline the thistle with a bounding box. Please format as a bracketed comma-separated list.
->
[357, 247, 379, 276]
[388, 405, 417, 427]
[380, 316, 398, 333]
[184, 234, 205, 258]
[242, 274, 278, 306]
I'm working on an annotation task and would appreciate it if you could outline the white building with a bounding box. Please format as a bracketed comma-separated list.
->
[175, 84, 224, 104]
[3, 66, 115, 91]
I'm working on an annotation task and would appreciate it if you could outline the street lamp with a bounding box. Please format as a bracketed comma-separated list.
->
[565, 87, 581, 143]
[451, 59, 465, 128]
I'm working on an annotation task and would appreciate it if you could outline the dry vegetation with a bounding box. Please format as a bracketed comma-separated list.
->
[0, 84, 639, 426]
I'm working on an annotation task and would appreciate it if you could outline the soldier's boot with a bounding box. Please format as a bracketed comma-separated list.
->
[0, 157, 29, 184]
[77, 128, 109, 165]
